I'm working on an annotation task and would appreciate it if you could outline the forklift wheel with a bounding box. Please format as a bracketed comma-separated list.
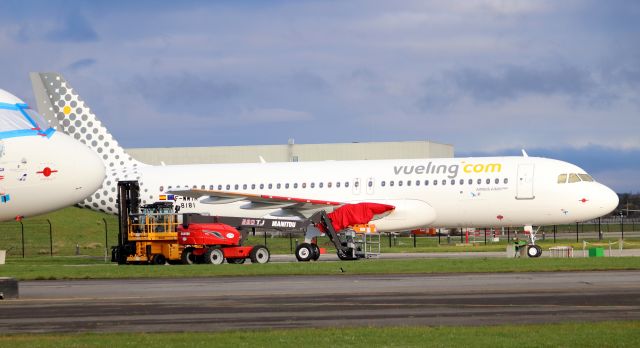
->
[310, 244, 321, 261]
[227, 258, 246, 264]
[151, 254, 166, 265]
[295, 243, 313, 262]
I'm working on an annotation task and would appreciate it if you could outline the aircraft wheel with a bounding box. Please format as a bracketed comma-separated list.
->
[204, 247, 225, 265]
[310, 244, 321, 261]
[250, 245, 270, 264]
[295, 243, 313, 262]
[181, 248, 196, 265]
[227, 258, 246, 264]
[151, 254, 166, 265]
[527, 245, 542, 258]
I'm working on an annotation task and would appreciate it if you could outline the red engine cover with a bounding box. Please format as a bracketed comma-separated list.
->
[178, 223, 241, 246]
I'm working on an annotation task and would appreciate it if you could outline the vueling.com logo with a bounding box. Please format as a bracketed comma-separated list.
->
[393, 161, 502, 179]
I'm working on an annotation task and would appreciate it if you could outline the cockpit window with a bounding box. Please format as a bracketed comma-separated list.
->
[568, 173, 581, 183]
[0, 102, 54, 139]
[578, 174, 594, 182]
[557, 174, 567, 184]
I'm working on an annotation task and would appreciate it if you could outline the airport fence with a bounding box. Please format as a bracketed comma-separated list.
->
[0, 217, 639, 258]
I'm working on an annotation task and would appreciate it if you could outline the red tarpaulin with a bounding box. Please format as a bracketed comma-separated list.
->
[324, 202, 395, 232]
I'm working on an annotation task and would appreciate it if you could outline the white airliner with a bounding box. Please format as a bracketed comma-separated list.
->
[30, 72, 618, 257]
[0, 88, 105, 221]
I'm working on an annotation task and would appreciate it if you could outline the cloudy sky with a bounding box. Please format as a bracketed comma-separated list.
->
[0, 1, 638, 192]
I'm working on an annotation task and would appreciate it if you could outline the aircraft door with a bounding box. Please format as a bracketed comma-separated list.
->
[516, 163, 535, 199]
[366, 177, 375, 195]
[353, 178, 361, 195]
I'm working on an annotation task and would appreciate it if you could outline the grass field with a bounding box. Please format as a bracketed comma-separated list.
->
[3, 256, 640, 280]
[1, 321, 639, 347]
[1, 207, 639, 257]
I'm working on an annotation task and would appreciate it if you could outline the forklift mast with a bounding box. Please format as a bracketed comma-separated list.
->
[113, 180, 141, 263]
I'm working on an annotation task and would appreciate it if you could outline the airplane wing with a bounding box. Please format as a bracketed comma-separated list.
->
[167, 188, 342, 217]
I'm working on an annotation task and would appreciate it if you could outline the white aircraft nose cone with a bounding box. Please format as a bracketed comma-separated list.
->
[599, 185, 619, 216]
[54, 133, 106, 201]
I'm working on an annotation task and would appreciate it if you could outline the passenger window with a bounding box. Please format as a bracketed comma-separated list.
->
[433, 180, 438, 186]
[243, 184, 247, 190]
[285, 183, 290, 189]
[345, 182, 350, 188]
[459, 179, 464, 185]
[416, 180, 420, 186]
[251, 184, 256, 190]
[390, 181, 394, 187]
[336, 182, 341, 188]
[399, 181, 403, 187]
[568, 173, 581, 183]
[381, 181, 386, 187]
[328, 182, 332, 188]
[451, 179, 455, 185]
[503, 178, 508, 184]
[354, 181, 359, 188]
[226, 184, 230, 190]
[160, 186, 164, 192]
[557, 174, 567, 184]
[485, 178, 490, 184]
[234, 184, 239, 190]
[201, 185, 205, 189]
[468, 179, 473, 185]
[276, 183, 281, 189]
[209, 185, 214, 190]
[578, 174, 594, 182]
[319, 182, 324, 188]
[260, 184, 264, 189]
[218, 185, 222, 190]
[294, 183, 298, 189]
[311, 183, 315, 188]
[268, 184, 273, 189]
[477, 179, 482, 185]
[494, 178, 499, 184]
[425, 180, 429, 186]
[302, 183, 307, 188]
[442, 179, 446, 185]
[406, 180, 411, 186]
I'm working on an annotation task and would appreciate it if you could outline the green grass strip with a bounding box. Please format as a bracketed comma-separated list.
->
[2, 256, 640, 280]
[1, 321, 639, 347]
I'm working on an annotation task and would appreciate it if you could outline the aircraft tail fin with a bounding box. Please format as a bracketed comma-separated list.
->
[30, 72, 143, 170]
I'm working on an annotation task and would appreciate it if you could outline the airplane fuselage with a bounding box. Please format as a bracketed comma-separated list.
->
[104, 156, 619, 232]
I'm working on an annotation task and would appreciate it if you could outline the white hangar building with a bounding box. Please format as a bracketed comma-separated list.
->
[125, 140, 454, 165]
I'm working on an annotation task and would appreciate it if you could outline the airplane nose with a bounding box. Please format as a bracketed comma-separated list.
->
[599, 184, 619, 216]
[54, 133, 105, 200]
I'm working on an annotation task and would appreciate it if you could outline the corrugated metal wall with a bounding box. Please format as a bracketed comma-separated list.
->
[126, 141, 454, 165]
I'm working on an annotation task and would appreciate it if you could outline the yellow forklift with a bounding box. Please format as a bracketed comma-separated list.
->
[112, 181, 182, 264]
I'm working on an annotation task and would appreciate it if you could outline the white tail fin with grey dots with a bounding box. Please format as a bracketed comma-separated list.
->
[30, 72, 145, 214]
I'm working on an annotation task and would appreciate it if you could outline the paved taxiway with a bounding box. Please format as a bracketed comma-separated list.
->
[2, 271, 640, 333]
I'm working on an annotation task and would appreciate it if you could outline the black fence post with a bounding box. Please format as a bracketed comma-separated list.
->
[103, 218, 108, 262]
[484, 228, 487, 245]
[19, 221, 25, 258]
[507, 227, 510, 244]
[263, 229, 267, 246]
[289, 232, 293, 253]
[47, 219, 53, 257]
[388, 233, 392, 248]
[413, 233, 416, 248]
[460, 229, 463, 243]
[438, 230, 441, 245]
[576, 222, 579, 243]
[553, 225, 556, 243]
[598, 217, 602, 241]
